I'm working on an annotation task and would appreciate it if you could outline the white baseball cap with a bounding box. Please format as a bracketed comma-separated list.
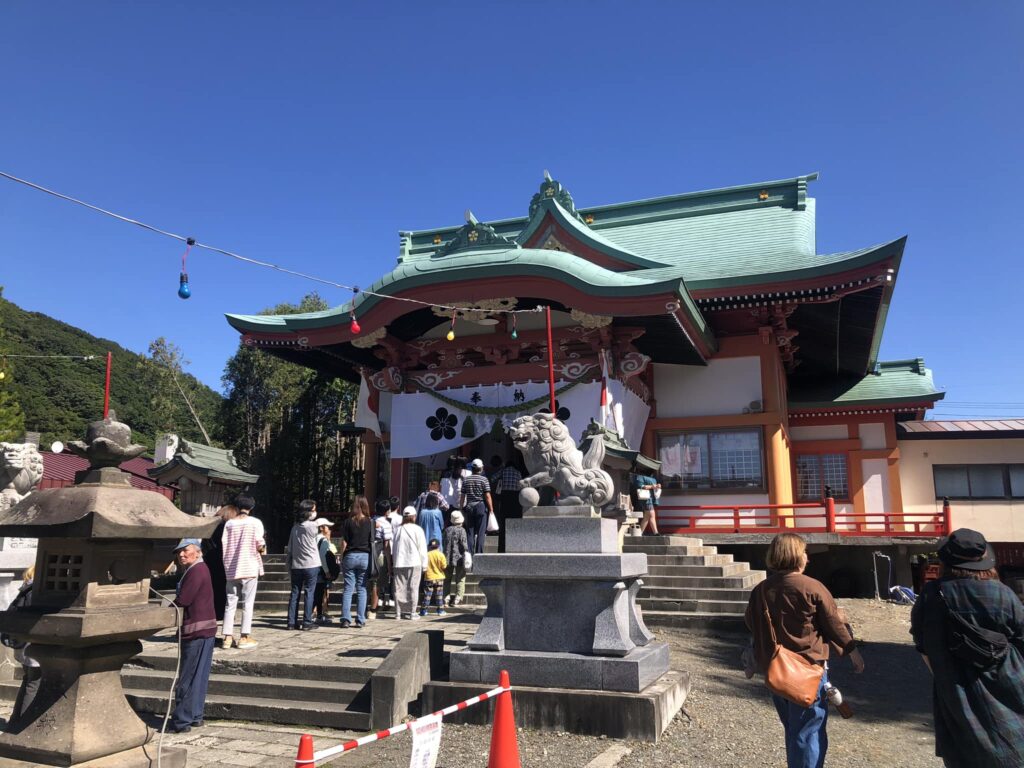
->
[470, 458, 484, 469]
[402, 505, 418, 518]
[313, 517, 333, 528]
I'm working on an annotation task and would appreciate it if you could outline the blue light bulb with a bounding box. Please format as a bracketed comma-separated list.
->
[178, 272, 191, 300]
[511, 328, 518, 340]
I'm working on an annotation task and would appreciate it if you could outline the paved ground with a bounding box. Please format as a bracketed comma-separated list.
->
[2, 600, 944, 767]
[140, 609, 482, 666]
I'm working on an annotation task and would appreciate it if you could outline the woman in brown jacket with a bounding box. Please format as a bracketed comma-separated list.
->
[745, 533, 865, 768]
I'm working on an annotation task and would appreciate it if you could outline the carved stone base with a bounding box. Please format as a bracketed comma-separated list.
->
[0, 641, 151, 766]
[0, 745, 187, 768]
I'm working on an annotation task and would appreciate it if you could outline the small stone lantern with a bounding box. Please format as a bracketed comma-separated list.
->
[0, 415, 218, 768]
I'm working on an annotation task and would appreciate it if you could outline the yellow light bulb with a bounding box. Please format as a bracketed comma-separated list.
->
[0, 371, 5, 380]
[446, 330, 456, 341]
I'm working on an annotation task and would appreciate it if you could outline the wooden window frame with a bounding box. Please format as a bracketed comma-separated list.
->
[656, 427, 766, 494]
[793, 450, 851, 502]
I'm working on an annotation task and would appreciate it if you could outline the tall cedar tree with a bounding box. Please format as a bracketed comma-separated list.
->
[221, 293, 361, 549]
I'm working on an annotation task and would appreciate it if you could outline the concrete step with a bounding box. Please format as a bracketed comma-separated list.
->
[644, 553, 735, 566]
[641, 572, 765, 589]
[130, 652, 373, 685]
[122, 669, 368, 707]
[124, 689, 372, 731]
[623, 544, 719, 556]
[640, 610, 748, 634]
[638, 596, 749, 615]
[639, 586, 753, 602]
[647, 562, 749, 577]
[623, 535, 706, 547]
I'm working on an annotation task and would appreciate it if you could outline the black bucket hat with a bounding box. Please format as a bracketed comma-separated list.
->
[938, 528, 996, 571]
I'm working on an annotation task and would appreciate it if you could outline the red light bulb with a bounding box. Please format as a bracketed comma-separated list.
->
[350, 316, 361, 334]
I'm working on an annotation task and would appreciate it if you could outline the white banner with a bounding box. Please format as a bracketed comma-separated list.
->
[409, 713, 443, 768]
[389, 380, 650, 460]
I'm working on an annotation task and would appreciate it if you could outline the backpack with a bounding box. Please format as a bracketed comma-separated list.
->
[939, 587, 1009, 670]
[321, 539, 341, 581]
[1, 582, 32, 650]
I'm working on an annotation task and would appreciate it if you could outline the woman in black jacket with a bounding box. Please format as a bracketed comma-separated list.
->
[910, 528, 1024, 767]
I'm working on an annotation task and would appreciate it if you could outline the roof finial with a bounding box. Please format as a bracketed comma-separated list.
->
[543, 169, 552, 182]
[464, 209, 478, 225]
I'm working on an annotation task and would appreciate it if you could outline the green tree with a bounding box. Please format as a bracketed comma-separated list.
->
[138, 338, 223, 446]
[0, 289, 27, 441]
[221, 293, 361, 546]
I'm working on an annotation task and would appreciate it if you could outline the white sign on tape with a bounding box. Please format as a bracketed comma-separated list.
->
[409, 713, 443, 768]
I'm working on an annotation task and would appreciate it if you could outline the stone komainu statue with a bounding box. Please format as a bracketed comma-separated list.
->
[0, 442, 44, 512]
[510, 412, 615, 512]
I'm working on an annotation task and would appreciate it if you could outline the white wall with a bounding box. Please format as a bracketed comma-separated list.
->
[790, 425, 848, 441]
[861, 458, 892, 527]
[899, 437, 1024, 543]
[653, 358, 762, 418]
[860, 423, 887, 450]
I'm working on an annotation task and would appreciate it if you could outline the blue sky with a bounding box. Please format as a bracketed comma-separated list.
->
[2, 3, 1021, 419]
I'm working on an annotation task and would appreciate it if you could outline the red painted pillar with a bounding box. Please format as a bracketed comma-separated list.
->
[545, 306, 556, 415]
[942, 497, 952, 536]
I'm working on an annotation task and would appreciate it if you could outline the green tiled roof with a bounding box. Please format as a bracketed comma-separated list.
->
[788, 359, 944, 409]
[149, 440, 259, 484]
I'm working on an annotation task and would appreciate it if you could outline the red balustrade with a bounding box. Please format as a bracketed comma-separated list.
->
[655, 497, 952, 537]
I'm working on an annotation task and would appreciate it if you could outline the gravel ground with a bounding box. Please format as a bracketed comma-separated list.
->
[327, 599, 942, 767]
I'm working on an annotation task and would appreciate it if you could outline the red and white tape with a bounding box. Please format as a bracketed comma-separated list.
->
[296, 683, 509, 764]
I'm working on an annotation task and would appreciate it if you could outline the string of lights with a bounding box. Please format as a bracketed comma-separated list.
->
[0, 170, 545, 324]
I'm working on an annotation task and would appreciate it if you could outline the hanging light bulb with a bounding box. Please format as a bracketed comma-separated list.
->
[447, 308, 457, 341]
[511, 313, 518, 340]
[177, 238, 195, 300]
[349, 285, 361, 334]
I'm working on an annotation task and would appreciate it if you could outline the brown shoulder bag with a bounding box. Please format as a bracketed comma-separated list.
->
[762, 601, 824, 708]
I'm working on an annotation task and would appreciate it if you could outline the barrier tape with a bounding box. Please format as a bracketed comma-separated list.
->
[295, 683, 509, 764]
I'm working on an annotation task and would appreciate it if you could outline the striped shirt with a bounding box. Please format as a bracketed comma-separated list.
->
[461, 474, 491, 505]
[222, 515, 266, 580]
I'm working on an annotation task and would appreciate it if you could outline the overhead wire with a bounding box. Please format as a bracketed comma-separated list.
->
[0, 170, 542, 316]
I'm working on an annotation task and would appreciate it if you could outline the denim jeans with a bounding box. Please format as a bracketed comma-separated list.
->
[288, 567, 319, 628]
[466, 502, 488, 554]
[771, 670, 829, 768]
[341, 551, 369, 625]
[173, 636, 215, 729]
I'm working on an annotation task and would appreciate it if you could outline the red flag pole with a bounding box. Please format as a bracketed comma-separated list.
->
[546, 306, 556, 414]
[103, 351, 112, 419]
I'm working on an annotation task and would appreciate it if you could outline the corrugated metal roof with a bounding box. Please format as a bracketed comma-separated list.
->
[40, 452, 171, 493]
[898, 420, 1024, 439]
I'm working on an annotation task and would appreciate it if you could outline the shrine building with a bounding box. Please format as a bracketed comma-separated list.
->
[225, 172, 946, 540]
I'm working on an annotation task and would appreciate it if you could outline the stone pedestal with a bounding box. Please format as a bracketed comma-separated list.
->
[450, 506, 666, 693]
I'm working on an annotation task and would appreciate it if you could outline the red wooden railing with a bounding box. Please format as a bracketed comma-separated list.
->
[655, 496, 952, 537]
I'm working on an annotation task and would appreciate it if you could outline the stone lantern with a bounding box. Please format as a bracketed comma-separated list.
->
[0, 415, 218, 768]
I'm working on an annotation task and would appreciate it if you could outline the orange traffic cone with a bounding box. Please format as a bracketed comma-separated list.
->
[487, 670, 521, 768]
[294, 733, 314, 768]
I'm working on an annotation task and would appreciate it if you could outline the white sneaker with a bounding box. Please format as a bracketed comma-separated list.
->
[221, 636, 235, 650]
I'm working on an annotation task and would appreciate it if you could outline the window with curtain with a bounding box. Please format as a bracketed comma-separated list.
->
[795, 453, 849, 500]
[657, 429, 764, 491]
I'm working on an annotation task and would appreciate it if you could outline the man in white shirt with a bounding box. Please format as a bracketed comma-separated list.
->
[390, 506, 428, 620]
[221, 494, 265, 650]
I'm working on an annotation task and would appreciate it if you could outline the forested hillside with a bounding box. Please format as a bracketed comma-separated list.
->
[0, 289, 223, 449]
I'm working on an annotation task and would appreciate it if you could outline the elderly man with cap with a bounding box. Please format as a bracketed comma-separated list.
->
[168, 538, 216, 733]
[391, 506, 428, 620]
[911, 528, 1024, 767]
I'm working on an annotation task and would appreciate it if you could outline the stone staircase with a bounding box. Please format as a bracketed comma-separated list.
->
[0, 640, 374, 731]
[122, 649, 373, 730]
[623, 534, 764, 632]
